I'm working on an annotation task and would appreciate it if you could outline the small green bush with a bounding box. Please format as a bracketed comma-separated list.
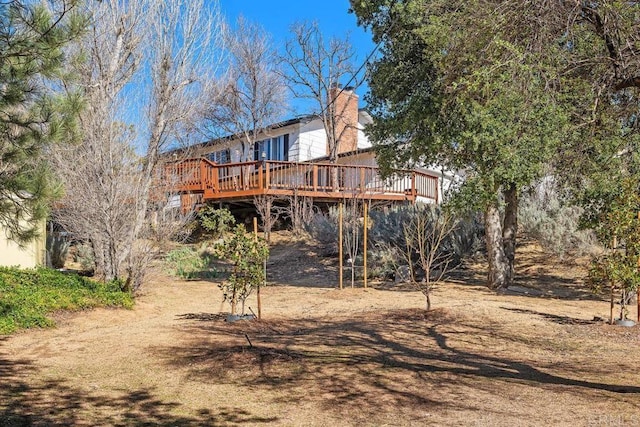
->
[0, 267, 133, 335]
[74, 242, 95, 271]
[586, 178, 640, 322]
[214, 224, 269, 315]
[199, 206, 235, 239]
[164, 246, 216, 280]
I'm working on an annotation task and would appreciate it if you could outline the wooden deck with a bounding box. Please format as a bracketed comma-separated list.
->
[161, 158, 439, 207]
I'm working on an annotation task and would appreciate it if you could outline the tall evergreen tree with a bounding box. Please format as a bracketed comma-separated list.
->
[0, 1, 83, 243]
[352, 0, 569, 289]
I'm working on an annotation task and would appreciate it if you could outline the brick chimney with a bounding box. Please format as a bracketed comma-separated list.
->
[329, 86, 359, 156]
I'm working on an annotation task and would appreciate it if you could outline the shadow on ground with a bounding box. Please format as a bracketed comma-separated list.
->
[164, 309, 640, 422]
[501, 307, 599, 325]
[0, 355, 277, 426]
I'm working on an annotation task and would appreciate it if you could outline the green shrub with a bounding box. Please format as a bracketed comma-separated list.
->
[0, 267, 133, 335]
[304, 208, 339, 249]
[303, 205, 483, 281]
[164, 246, 216, 279]
[74, 242, 95, 271]
[214, 224, 269, 315]
[199, 206, 235, 239]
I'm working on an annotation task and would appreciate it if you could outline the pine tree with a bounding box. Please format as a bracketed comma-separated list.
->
[0, 0, 84, 243]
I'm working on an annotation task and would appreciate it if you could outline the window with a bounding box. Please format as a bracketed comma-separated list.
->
[254, 134, 289, 161]
[207, 149, 231, 164]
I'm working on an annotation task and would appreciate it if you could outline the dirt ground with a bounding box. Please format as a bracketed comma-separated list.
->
[1, 235, 640, 426]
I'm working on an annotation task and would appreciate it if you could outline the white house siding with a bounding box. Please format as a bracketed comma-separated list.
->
[415, 167, 460, 203]
[194, 114, 371, 164]
[357, 111, 373, 150]
[298, 120, 329, 161]
[282, 126, 302, 162]
[416, 195, 437, 204]
[196, 124, 301, 163]
[357, 127, 372, 150]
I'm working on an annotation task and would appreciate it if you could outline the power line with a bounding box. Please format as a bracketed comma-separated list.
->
[319, 1, 400, 116]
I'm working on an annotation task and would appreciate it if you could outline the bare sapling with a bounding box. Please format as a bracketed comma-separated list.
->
[284, 190, 315, 236]
[253, 195, 283, 244]
[342, 197, 362, 288]
[396, 206, 458, 311]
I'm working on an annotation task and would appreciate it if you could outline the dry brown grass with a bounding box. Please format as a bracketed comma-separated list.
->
[1, 237, 640, 426]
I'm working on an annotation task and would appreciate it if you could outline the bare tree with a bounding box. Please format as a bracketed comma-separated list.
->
[253, 195, 283, 244]
[53, 0, 149, 285]
[283, 190, 315, 236]
[205, 17, 287, 161]
[52, 0, 224, 291]
[281, 22, 363, 167]
[52, 124, 150, 283]
[392, 206, 458, 311]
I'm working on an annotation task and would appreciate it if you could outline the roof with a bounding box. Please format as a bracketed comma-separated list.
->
[165, 114, 315, 156]
[165, 108, 372, 156]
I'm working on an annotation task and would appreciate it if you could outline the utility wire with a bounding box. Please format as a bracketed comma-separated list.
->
[318, 1, 400, 117]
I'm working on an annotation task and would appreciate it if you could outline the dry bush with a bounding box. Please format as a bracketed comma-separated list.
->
[519, 183, 599, 258]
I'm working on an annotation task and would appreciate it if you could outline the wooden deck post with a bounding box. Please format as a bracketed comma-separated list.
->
[411, 173, 417, 204]
[360, 168, 365, 193]
[265, 162, 270, 194]
[313, 165, 318, 192]
[339, 202, 343, 290]
[363, 202, 368, 289]
[199, 160, 205, 191]
[611, 236, 616, 325]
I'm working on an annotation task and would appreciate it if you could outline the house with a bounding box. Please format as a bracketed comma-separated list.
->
[162, 87, 446, 212]
[0, 219, 46, 269]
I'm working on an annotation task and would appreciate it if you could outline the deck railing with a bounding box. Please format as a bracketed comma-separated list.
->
[162, 158, 438, 202]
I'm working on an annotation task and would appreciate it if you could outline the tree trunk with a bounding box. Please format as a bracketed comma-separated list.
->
[485, 202, 508, 289]
[91, 235, 106, 280]
[265, 197, 272, 244]
[231, 291, 237, 315]
[425, 291, 431, 311]
[502, 183, 518, 287]
[331, 166, 340, 192]
[610, 280, 615, 325]
[351, 263, 355, 288]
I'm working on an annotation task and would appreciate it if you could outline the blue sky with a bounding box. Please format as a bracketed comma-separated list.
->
[218, 0, 375, 114]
